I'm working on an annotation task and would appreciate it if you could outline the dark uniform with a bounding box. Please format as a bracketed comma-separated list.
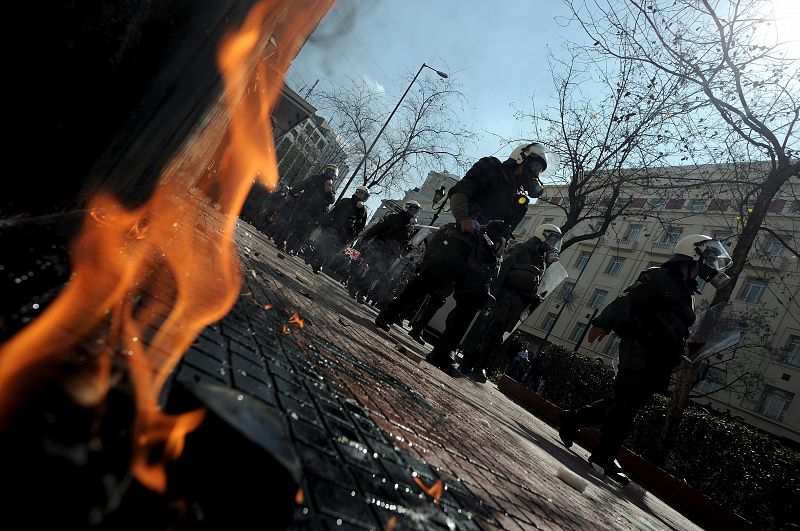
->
[560, 264, 696, 482]
[284, 173, 335, 253]
[376, 157, 529, 371]
[307, 196, 367, 274]
[349, 210, 414, 302]
[459, 238, 549, 379]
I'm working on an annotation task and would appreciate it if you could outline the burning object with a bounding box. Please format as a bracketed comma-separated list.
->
[1, 0, 332, 527]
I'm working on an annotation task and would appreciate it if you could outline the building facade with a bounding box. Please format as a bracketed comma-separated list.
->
[513, 165, 799, 442]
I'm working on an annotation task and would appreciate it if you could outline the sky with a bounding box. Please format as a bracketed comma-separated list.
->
[286, 0, 587, 195]
[286, 0, 800, 208]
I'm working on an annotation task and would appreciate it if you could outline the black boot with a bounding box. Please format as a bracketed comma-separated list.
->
[408, 328, 426, 345]
[374, 315, 392, 332]
[588, 455, 630, 486]
[425, 350, 458, 377]
[559, 410, 579, 449]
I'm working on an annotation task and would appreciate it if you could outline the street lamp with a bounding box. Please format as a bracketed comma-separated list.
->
[335, 62, 449, 202]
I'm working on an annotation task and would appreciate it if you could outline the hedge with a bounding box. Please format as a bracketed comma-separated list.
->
[532, 345, 800, 530]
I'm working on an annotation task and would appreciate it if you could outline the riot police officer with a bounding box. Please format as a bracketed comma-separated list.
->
[307, 186, 369, 275]
[349, 200, 420, 304]
[558, 235, 732, 484]
[459, 224, 562, 383]
[284, 164, 337, 253]
[375, 143, 548, 375]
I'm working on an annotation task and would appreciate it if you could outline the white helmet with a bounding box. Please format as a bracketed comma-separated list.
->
[532, 223, 562, 252]
[354, 186, 370, 202]
[404, 200, 421, 215]
[510, 142, 548, 171]
[673, 234, 733, 289]
[322, 164, 339, 179]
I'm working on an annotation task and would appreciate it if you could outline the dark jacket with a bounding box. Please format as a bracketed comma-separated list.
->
[321, 197, 367, 239]
[448, 157, 527, 229]
[592, 266, 696, 354]
[360, 211, 414, 252]
[495, 238, 547, 299]
[293, 173, 335, 218]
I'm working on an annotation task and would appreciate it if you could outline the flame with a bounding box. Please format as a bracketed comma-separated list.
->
[413, 477, 444, 502]
[289, 311, 304, 329]
[295, 487, 305, 505]
[0, 0, 333, 493]
[263, 304, 273, 310]
[385, 516, 397, 531]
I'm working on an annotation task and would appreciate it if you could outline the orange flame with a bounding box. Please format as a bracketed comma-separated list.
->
[289, 311, 304, 329]
[263, 304, 273, 310]
[385, 516, 397, 531]
[413, 477, 444, 502]
[295, 487, 305, 505]
[0, 0, 333, 493]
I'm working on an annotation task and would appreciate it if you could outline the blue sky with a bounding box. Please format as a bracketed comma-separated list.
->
[287, 0, 588, 187]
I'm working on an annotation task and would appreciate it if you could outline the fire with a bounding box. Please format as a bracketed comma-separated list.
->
[289, 311, 305, 329]
[413, 476, 444, 502]
[0, 0, 333, 494]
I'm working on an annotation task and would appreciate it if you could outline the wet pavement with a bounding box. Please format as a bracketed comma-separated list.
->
[171, 220, 703, 531]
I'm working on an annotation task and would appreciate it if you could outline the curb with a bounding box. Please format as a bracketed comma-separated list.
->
[498, 375, 757, 531]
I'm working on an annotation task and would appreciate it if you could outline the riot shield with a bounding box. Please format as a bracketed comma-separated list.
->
[682, 303, 742, 365]
[536, 262, 569, 299]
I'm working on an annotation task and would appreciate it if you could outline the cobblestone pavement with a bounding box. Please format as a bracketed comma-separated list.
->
[172, 221, 703, 531]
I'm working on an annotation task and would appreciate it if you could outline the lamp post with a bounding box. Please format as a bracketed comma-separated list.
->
[335, 62, 448, 202]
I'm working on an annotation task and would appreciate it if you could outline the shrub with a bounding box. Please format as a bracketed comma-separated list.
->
[532, 345, 800, 530]
[535, 345, 614, 409]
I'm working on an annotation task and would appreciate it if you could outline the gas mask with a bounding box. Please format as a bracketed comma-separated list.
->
[695, 240, 732, 289]
[514, 158, 545, 198]
[699, 263, 730, 289]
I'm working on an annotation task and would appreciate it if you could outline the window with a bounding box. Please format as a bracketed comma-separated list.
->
[713, 230, 732, 247]
[687, 199, 707, 212]
[605, 335, 621, 358]
[605, 257, 625, 276]
[543, 217, 555, 225]
[661, 228, 683, 245]
[791, 200, 800, 214]
[516, 217, 532, 233]
[589, 289, 609, 309]
[784, 335, 800, 367]
[541, 312, 558, 333]
[647, 198, 666, 211]
[695, 366, 726, 394]
[758, 386, 795, 423]
[624, 225, 642, 241]
[762, 236, 786, 257]
[738, 278, 768, 303]
[574, 251, 591, 271]
[558, 281, 576, 302]
[569, 322, 588, 343]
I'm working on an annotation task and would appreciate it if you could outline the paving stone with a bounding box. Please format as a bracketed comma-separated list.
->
[170, 222, 706, 531]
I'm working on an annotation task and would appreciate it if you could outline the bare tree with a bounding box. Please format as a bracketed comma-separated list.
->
[566, 0, 800, 461]
[515, 45, 689, 250]
[312, 72, 476, 197]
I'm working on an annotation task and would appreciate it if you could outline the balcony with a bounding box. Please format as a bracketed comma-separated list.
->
[613, 238, 640, 250]
[649, 241, 675, 255]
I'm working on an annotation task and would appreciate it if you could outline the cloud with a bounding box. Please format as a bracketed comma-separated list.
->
[362, 73, 385, 95]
